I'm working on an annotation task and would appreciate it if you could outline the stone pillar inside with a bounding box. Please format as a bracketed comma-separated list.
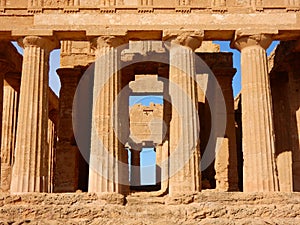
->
[286, 53, 300, 191]
[10, 36, 57, 193]
[198, 52, 239, 191]
[54, 67, 84, 192]
[130, 148, 141, 187]
[163, 31, 203, 195]
[214, 67, 239, 191]
[0, 68, 17, 192]
[232, 33, 279, 192]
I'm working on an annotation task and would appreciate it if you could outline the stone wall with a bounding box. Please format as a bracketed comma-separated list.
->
[0, 192, 299, 224]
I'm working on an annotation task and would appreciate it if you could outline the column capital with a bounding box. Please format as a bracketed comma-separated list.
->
[91, 36, 127, 50]
[56, 67, 84, 83]
[17, 36, 58, 52]
[163, 30, 204, 51]
[231, 33, 273, 51]
[213, 68, 237, 79]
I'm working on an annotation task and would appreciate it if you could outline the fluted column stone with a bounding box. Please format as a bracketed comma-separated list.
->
[164, 31, 202, 195]
[89, 36, 128, 194]
[232, 33, 279, 192]
[10, 36, 57, 193]
[0, 79, 19, 192]
[0, 63, 15, 192]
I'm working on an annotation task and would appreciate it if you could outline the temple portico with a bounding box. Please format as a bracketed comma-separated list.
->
[0, 1, 299, 195]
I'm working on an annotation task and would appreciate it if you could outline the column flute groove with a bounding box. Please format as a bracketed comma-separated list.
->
[163, 30, 203, 195]
[232, 33, 279, 192]
[89, 36, 128, 194]
[10, 36, 56, 193]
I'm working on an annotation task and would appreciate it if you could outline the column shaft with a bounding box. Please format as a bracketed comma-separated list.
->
[287, 54, 300, 191]
[130, 149, 140, 186]
[10, 36, 56, 193]
[233, 34, 278, 192]
[47, 119, 56, 193]
[214, 73, 239, 191]
[55, 68, 82, 192]
[0, 79, 17, 192]
[271, 71, 293, 192]
[166, 32, 202, 195]
[89, 36, 128, 194]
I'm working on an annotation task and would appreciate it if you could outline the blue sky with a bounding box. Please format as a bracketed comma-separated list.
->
[13, 40, 279, 185]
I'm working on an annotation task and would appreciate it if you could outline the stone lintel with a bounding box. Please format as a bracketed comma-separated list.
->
[86, 29, 128, 40]
[11, 29, 55, 39]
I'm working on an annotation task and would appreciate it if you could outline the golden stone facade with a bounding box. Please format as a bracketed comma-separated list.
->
[0, 0, 299, 198]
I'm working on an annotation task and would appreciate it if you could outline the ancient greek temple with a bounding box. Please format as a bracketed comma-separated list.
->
[0, 0, 299, 196]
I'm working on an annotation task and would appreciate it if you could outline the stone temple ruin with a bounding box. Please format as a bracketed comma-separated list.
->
[0, 0, 300, 200]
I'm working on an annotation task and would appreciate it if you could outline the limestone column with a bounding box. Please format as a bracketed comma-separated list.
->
[54, 68, 83, 192]
[130, 149, 141, 186]
[214, 68, 239, 191]
[156, 145, 162, 185]
[89, 36, 128, 194]
[0, 79, 19, 192]
[270, 71, 293, 192]
[0, 63, 14, 191]
[10, 36, 56, 193]
[164, 31, 202, 195]
[47, 117, 57, 193]
[232, 34, 279, 192]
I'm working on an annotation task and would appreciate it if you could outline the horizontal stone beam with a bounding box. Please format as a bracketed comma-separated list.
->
[0, 12, 299, 41]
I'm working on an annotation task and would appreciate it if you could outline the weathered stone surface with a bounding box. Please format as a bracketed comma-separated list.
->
[165, 31, 202, 195]
[89, 36, 129, 194]
[10, 36, 57, 193]
[0, 192, 299, 224]
[129, 103, 164, 145]
[232, 34, 278, 192]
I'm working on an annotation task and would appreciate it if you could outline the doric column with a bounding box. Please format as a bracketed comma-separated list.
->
[0, 62, 14, 191]
[214, 67, 239, 191]
[0, 78, 19, 192]
[163, 31, 202, 195]
[130, 149, 141, 186]
[54, 68, 83, 192]
[10, 36, 56, 193]
[156, 145, 162, 185]
[89, 36, 128, 194]
[232, 33, 279, 192]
